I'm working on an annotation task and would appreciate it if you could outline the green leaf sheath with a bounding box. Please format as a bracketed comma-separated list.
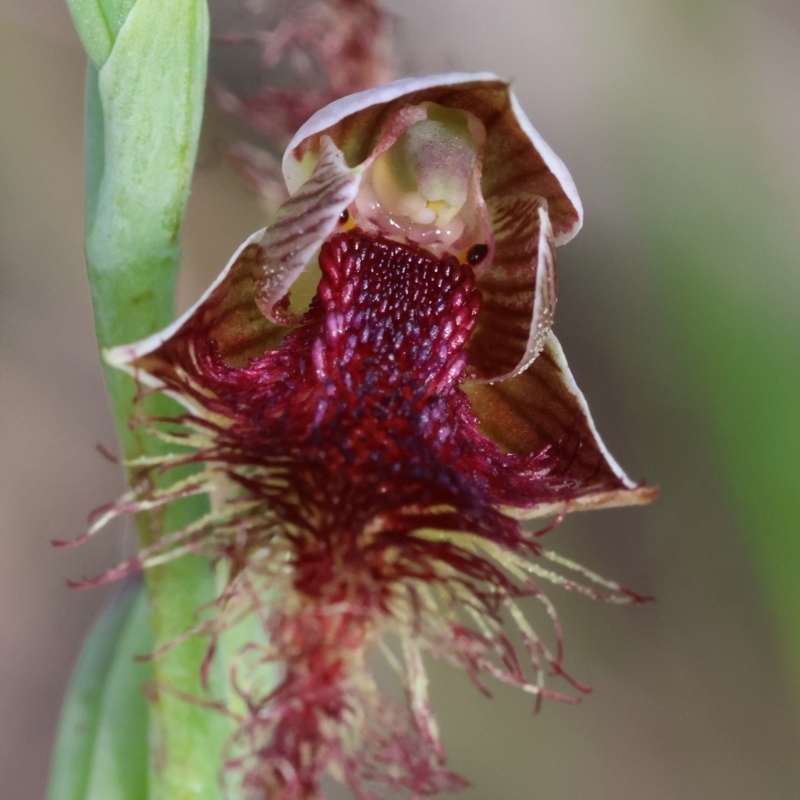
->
[66, 0, 137, 68]
[48, 579, 150, 800]
[84, 583, 153, 800]
[85, 0, 205, 352]
[61, 1, 230, 798]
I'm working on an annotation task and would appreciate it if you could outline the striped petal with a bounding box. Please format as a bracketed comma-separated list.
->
[467, 198, 556, 381]
[463, 333, 658, 518]
[254, 136, 363, 324]
[106, 230, 284, 407]
[284, 73, 582, 241]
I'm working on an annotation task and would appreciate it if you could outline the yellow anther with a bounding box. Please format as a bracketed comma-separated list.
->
[338, 208, 356, 231]
[426, 200, 460, 226]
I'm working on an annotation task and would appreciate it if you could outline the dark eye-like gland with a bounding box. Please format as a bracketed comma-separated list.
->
[467, 243, 489, 265]
[338, 208, 350, 225]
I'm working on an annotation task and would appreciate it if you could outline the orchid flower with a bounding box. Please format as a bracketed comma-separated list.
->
[73, 73, 656, 799]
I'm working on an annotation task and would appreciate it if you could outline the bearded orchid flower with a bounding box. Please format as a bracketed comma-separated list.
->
[69, 73, 656, 799]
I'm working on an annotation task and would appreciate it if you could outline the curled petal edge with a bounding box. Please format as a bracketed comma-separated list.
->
[105, 229, 274, 409]
[467, 200, 557, 382]
[254, 136, 363, 324]
[464, 332, 659, 519]
[283, 72, 583, 245]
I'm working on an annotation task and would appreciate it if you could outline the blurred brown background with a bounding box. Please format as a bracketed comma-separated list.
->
[2, 1, 800, 798]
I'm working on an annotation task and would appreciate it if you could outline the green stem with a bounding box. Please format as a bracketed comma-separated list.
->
[70, 1, 229, 797]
